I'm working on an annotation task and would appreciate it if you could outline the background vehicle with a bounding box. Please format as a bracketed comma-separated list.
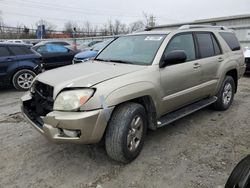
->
[32, 44, 77, 69]
[6, 40, 25, 44]
[34, 40, 71, 46]
[73, 39, 114, 63]
[78, 40, 103, 51]
[0, 43, 43, 90]
[244, 47, 250, 73]
[21, 25, 245, 163]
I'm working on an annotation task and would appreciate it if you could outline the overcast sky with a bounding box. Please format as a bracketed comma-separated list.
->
[0, 0, 250, 30]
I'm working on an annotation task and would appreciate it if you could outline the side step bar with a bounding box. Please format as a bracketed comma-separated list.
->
[157, 96, 217, 128]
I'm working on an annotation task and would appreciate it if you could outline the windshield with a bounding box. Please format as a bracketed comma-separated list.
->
[96, 35, 166, 65]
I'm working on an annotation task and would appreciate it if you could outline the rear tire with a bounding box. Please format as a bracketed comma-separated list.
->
[213, 76, 235, 111]
[105, 102, 147, 163]
[12, 69, 36, 91]
[225, 155, 250, 188]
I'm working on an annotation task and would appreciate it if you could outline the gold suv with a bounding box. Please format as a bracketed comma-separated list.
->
[21, 25, 246, 163]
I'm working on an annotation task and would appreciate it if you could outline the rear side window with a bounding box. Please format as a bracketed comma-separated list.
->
[9, 46, 33, 55]
[0, 47, 11, 57]
[212, 35, 222, 55]
[196, 33, 215, 58]
[219, 32, 241, 51]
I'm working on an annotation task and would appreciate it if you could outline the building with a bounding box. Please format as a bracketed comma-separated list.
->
[150, 14, 250, 48]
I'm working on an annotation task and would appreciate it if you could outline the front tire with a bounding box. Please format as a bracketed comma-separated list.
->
[105, 102, 147, 163]
[213, 76, 235, 111]
[12, 69, 36, 91]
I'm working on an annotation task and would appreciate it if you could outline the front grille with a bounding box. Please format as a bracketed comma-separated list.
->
[32, 81, 54, 116]
[246, 58, 250, 68]
[23, 81, 54, 124]
[73, 58, 83, 64]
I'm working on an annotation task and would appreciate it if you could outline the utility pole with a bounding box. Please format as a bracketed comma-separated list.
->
[149, 16, 156, 27]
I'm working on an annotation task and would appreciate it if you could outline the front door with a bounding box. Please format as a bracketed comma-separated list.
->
[159, 33, 204, 115]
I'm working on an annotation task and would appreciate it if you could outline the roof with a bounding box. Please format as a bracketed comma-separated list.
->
[128, 30, 171, 35]
[0, 42, 32, 47]
[150, 14, 250, 30]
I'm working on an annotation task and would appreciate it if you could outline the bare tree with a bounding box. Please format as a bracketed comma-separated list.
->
[107, 19, 113, 35]
[129, 20, 145, 33]
[64, 21, 79, 35]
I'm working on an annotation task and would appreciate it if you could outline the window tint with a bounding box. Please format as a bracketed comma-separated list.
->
[0, 47, 11, 57]
[51, 41, 69, 45]
[219, 32, 241, 51]
[37, 46, 48, 53]
[196, 33, 215, 58]
[46, 44, 68, 53]
[212, 35, 222, 55]
[9, 46, 33, 55]
[165, 34, 196, 61]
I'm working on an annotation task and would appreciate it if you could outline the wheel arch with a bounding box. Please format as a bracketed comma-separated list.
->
[226, 69, 238, 93]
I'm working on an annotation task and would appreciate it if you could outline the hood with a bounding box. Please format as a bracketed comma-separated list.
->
[37, 61, 146, 96]
[75, 50, 97, 59]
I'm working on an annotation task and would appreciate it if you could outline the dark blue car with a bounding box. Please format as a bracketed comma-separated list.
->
[73, 39, 114, 64]
[0, 43, 43, 90]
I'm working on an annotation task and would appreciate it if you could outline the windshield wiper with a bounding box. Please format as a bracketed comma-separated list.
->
[107, 59, 135, 64]
[95, 58, 107, 62]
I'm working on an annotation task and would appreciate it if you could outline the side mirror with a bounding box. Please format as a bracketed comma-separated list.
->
[160, 50, 187, 68]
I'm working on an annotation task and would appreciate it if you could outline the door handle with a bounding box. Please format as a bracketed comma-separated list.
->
[5, 58, 13, 62]
[193, 63, 201, 69]
[218, 57, 224, 62]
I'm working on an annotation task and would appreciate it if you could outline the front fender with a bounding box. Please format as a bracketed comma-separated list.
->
[105, 81, 160, 109]
[80, 81, 161, 114]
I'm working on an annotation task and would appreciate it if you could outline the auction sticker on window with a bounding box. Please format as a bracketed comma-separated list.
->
[145, 36, 163, 41]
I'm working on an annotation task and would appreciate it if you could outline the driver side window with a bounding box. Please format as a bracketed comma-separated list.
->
[165, 33, 196, 62]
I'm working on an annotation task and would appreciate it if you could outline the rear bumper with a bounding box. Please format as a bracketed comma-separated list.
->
[21, 92, 114, 144]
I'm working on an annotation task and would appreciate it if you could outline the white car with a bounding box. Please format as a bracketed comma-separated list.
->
[6, 40, 25, 44]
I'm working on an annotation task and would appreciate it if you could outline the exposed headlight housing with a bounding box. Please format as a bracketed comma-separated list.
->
[30, 76, 38, 93]
[53, 89, 94, 111]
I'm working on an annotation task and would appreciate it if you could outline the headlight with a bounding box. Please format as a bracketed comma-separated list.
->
[53, 89, 94, 111]
[30, 76, 38, 93]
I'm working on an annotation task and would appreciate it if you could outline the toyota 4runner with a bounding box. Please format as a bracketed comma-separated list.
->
[21, 25, 246, 163]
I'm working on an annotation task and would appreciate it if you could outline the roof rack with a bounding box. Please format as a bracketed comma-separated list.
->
[178, 25, 228, 30]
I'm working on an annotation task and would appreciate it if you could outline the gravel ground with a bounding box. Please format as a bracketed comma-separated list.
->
[0, 76, 250, 188]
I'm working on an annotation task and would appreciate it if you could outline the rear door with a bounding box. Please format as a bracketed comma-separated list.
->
[194, 32, 224, 95]
[36, 44, 73, 69]
[0, 45, 16, 78]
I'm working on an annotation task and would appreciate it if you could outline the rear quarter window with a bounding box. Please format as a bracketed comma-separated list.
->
[219, 32, 241, 51]
[9, 46, 33, 55]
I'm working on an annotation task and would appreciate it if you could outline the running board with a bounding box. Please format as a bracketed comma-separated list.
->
[157, 96, 217, 128]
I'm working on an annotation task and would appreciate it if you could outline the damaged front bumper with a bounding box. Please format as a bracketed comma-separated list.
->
[21, 92, 113, 144]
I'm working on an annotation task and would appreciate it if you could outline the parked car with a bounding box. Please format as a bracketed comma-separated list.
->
[21, 25, 245, 163]
[73, 39, 114, 63]
[6, 40, 25, 44]
[78, 40, 103, 51]
[6, 40, 33, 48]
[0, 43, 43, 90]
[244, 47, 250, 73]
[32, 44, 78, 69]
[34, 40, 71, 46]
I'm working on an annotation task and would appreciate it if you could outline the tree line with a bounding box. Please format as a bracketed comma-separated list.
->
[0, 11, 157, 39]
